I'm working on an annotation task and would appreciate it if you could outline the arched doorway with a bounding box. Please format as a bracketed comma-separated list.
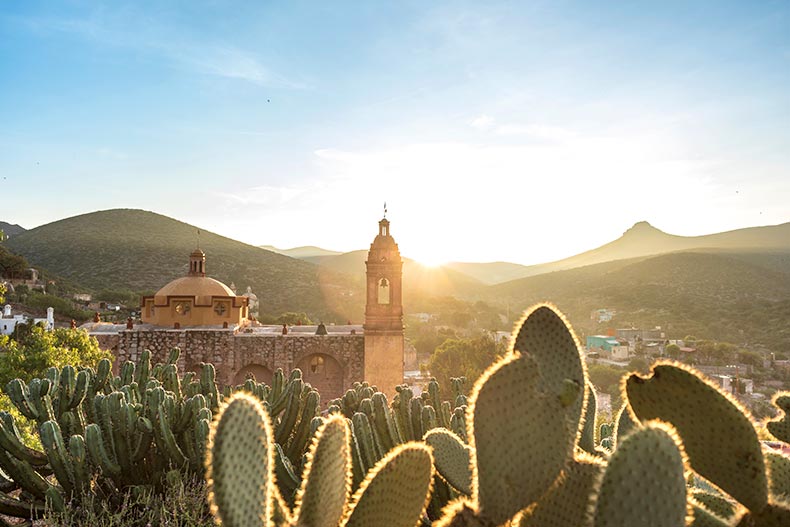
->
[295, 353, 344, 401]
[233, 364, 274, 385]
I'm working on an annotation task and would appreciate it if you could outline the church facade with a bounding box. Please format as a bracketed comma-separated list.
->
[88, 216, 404, 400]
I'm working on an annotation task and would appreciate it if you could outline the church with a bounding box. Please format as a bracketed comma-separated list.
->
[87, 216, 405, 399]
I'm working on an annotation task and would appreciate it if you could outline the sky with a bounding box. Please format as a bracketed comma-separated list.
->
[1, 1, 789, 266]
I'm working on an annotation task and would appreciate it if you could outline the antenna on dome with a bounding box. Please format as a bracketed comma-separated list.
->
[383, 202, 387, 219]
[196, 229, 201, 250]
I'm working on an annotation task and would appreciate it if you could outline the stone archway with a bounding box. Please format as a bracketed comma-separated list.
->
[233, 363, 274, 385]
[295, 353, 344, 401]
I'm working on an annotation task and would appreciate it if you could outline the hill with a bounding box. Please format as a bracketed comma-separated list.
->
[5, 209, 360, 321]
[301, 250, 484, 300]
[444, 261, 533, 285]
[445, 221, 790, 284]
[489, 250, 790, 351]
[0, 221, 27, 239]
[260, 245, 342, 258]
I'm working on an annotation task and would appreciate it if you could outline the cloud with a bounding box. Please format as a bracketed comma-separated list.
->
[470, 114, 495, 130]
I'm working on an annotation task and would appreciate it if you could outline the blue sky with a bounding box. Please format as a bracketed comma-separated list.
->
[1, 1, 789, 265]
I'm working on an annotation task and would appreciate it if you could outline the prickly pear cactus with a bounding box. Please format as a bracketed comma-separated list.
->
[590, 422, 690, 527]
[432, 303, 591, 527]
[626, 361, 790, 525]
[424, 428, 472, 495]
[292, 415, 350, 527]
[767, 392, 790, 444]
[207, 392, 274, 527]
[626, 362, 767, 512]
[206, 390, 434, 527]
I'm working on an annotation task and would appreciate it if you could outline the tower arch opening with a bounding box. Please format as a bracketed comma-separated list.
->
[377, 277, 390, 304]
[296, 353, 344, 401]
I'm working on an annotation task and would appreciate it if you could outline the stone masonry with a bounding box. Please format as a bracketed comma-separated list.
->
[93, 328, 365, 401]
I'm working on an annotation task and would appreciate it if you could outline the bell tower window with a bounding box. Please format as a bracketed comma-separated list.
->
[378, 277, 390, 304]
[310, 355, 325, 374]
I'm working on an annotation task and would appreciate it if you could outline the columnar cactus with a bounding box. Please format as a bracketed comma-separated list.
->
[0, 348, 218, 519]
[206, 392, 434, 527]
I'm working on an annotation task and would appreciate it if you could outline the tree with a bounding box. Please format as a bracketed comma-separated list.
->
[587, 363, 626, 391]
[0, 323, 111, 387]
[276, 312, 313, 325]
[428, 335, 506, 392]
[665, 343, 681, 359]
[0, 245, 29, 279]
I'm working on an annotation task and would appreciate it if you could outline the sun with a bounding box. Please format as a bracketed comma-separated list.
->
[413, 254, 447, 268]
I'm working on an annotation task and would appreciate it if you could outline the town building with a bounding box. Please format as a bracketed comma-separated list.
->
[1, 305, 54, 335]
[86, 215, 405, 400]
[586, 335, 629, 360]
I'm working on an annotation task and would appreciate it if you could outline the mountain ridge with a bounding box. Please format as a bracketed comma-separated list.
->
[5, 209, 360, 321]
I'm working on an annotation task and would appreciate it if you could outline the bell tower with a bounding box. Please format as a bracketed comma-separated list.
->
[188, 249, 206, 277]
[364, 213, 404, 395]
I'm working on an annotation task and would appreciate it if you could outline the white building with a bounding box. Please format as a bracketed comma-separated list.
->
[0, 305, 55, 335]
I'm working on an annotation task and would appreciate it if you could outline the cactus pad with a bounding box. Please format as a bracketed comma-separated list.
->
[626, 362, 767, 512]
[767, 392, 790, 444]
[517, 453, 604, 527]
[470, 353, 578, 525]
[206, 392, 274, 527]
[765, 450, 790, 502]
[342, 442, 433, 527]
[294, 414, 352, 527]
[510, 304, 588, 433]
[591, 422, 689, 527]
[424, 428, 473, 495]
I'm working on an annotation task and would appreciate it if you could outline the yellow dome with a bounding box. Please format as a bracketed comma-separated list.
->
[154, 276, 235, 304]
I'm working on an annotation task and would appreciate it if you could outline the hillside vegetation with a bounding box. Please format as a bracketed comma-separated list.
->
[447, 220, 790, 284]
[5, 209, 359, 321]
[489, 250, 790, 350]
[0, 221, 26, 239]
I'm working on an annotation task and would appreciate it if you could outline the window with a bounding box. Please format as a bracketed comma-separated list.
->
[174, 301, 191, 315]
[378, 277, 390, 304]
[214, 302, 228, 316]
[310, 355, 325, 374]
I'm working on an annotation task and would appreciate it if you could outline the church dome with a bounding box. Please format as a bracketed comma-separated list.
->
[154, 276, 236, 304]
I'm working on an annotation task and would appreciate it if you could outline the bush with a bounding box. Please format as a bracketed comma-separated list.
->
[0, 324, 111, 387]
[24, 291, 91, 321]
[45, 479, 214, 526]
[429, 335, 505, 391]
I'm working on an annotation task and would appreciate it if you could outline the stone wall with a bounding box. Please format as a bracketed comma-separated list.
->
[97, 329, 365, 401]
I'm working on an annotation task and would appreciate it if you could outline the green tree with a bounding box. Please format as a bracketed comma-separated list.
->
[0, 323, 111, 387]
[737, 349, 765, 369]
[0, 244, 29, 279]
[276, 311, 313, 325]
[665, 343, 681, 359]
[587, 363, 626, 390]
[428, 335, 505, 392]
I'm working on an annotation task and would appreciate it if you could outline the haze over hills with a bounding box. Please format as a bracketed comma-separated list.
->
[260, 245, 342, 258]
[269, 221, 790, 285]
[449, 221, 790, 284]
[487, 250, 790, 351]
[5, 209, 790, 349]
[4, 209, 361, 321]
[0, 221, 26, 239]
[301, 250, 485, 301]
